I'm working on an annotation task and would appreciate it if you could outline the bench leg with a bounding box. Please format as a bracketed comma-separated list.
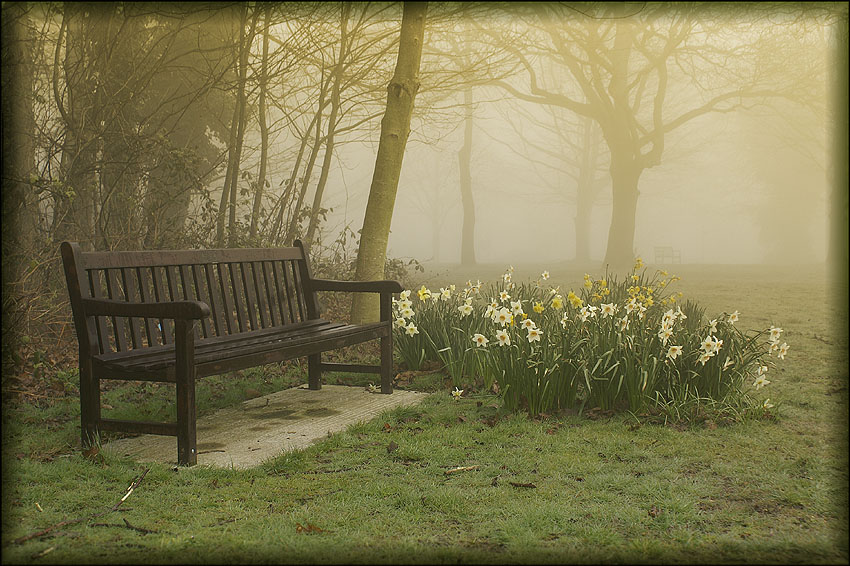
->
[380, 333, 393, 394]
[175, 320, 197, 466]
[79, 358, 101, 449]
[308, 354, 322, 390]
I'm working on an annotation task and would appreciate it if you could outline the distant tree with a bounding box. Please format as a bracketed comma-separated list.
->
[492, 3, 826, 269]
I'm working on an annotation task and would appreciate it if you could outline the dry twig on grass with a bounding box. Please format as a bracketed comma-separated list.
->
[12, 468, 150, 545]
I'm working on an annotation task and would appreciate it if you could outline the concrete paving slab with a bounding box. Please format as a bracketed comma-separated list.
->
[104, 385, 430, 469]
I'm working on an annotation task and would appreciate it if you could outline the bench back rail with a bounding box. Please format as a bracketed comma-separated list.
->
[63, 244, 320, 356]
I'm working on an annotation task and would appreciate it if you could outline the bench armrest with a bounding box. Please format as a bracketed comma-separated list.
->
[309, 278, 403, 294]
[81, 298, 211, 320]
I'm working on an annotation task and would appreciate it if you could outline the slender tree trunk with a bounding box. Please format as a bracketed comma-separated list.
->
[575, 116, 599, 263]
[351, 2, 427, 324]
[305, 3, 350, 251]
[285, 87, 326, 245]
[458, 87, 476, 265]
[268, 114, 316, 244]
[215, 9, 244, 247]
[250, 4, 272, 242]
[227, 5, 258, 248]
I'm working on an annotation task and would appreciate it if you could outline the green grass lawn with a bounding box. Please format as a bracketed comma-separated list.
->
[2, 263, 847, 564]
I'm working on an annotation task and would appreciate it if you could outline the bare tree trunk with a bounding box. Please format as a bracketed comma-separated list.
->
[268, 114, 317, 244]
[351, 2, 427, 324]
[250, 4, 272, 242]
[458, 86, 476, 265]
[305, 3, 351, 252]
[227, 5, 258, 248]
[575, 116, 599, 263]
[285, 85, 326, 245]
[602, 17, 641, 271]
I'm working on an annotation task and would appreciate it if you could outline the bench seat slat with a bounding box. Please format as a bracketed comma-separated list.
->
[91, 321, 389, 379]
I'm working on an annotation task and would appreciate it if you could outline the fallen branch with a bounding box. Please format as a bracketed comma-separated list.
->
[12, 468, 150, 545]
[90, 518, 159, 535]
[444, 465, 479, 476]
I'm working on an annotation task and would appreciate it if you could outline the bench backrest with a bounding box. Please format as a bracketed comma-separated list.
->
[61, 241, 320, 355]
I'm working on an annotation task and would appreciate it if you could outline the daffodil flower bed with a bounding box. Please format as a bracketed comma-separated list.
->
[393, 258, 788, 418]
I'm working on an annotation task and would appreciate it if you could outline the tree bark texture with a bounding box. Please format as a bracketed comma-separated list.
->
[351, 2, 427, 324]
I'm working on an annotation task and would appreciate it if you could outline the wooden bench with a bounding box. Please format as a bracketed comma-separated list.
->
[60, 240, 402, 466]
[653, 246, 682, 264]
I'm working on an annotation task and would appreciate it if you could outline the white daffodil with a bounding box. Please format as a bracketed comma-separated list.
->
[561, 312, 570, 328]
[618, 315, 630, 332]
[398, 299, 412, 310]
[452, 387, 463, 400]
[666, 345, 683, 360]
[658, 328, 673, 346]
[675, 306, 687, 320]
[769, 326, 783, 342]
[458, 304, 473, 317]
[601, 303, 616, 318]
[762, 398, 774, 409]
[728, 310, 739, 324]
[400, 290, 411, 301]
[708, 319, 718, 334]
[510, 300, 524, 317]
[625, 298, 637, 314]
[757, 365, 768, 376]
[541, 270, 550, 280]
[494, 307, 512, 326]
[698, 352, 713, 366]
[405, 322, 419, 337]
[520, 318, 536, 331]
[400, 307, 415, 319]
[578, 307, 591, 322]
[700, 336, 715, 352]
[395, 317, 407, 328]
[495, 329, 511, 346]
[777, 342, 789, 360]
[753, 375, 770, 389]
[472, 333, 489, 347]
[527, 327, 543, 343]
[440, 287, 452, 301]
[499, 290, 511, 302]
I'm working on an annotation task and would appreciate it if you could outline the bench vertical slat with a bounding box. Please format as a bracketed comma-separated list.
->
[261, 261, 281, 327]
[87, 270, 110, 355]
[217, 263, 237, 335]
[136, 267, 158, 347]
[151, 266, 174, 345]
[105, 269, 129, 352]
[164, 265, 182, 340]
[204, 263, 225, 337]
[191, 265, 213, 339]
[240, 262, 260, 331]
[288, 260, 307, 322]
[179, 265, 202, 341]
[228, 263, 249, 332]
[273, 260, 295, 325]
[293, 240, 319, 320]
[252, 261, 271, 328]
[121, 267, 144, 349]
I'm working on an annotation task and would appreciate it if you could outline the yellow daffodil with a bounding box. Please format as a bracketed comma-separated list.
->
[417, 285, 431, 301]
[551, 295, 564, 310]
[533, 301, 544, 314]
